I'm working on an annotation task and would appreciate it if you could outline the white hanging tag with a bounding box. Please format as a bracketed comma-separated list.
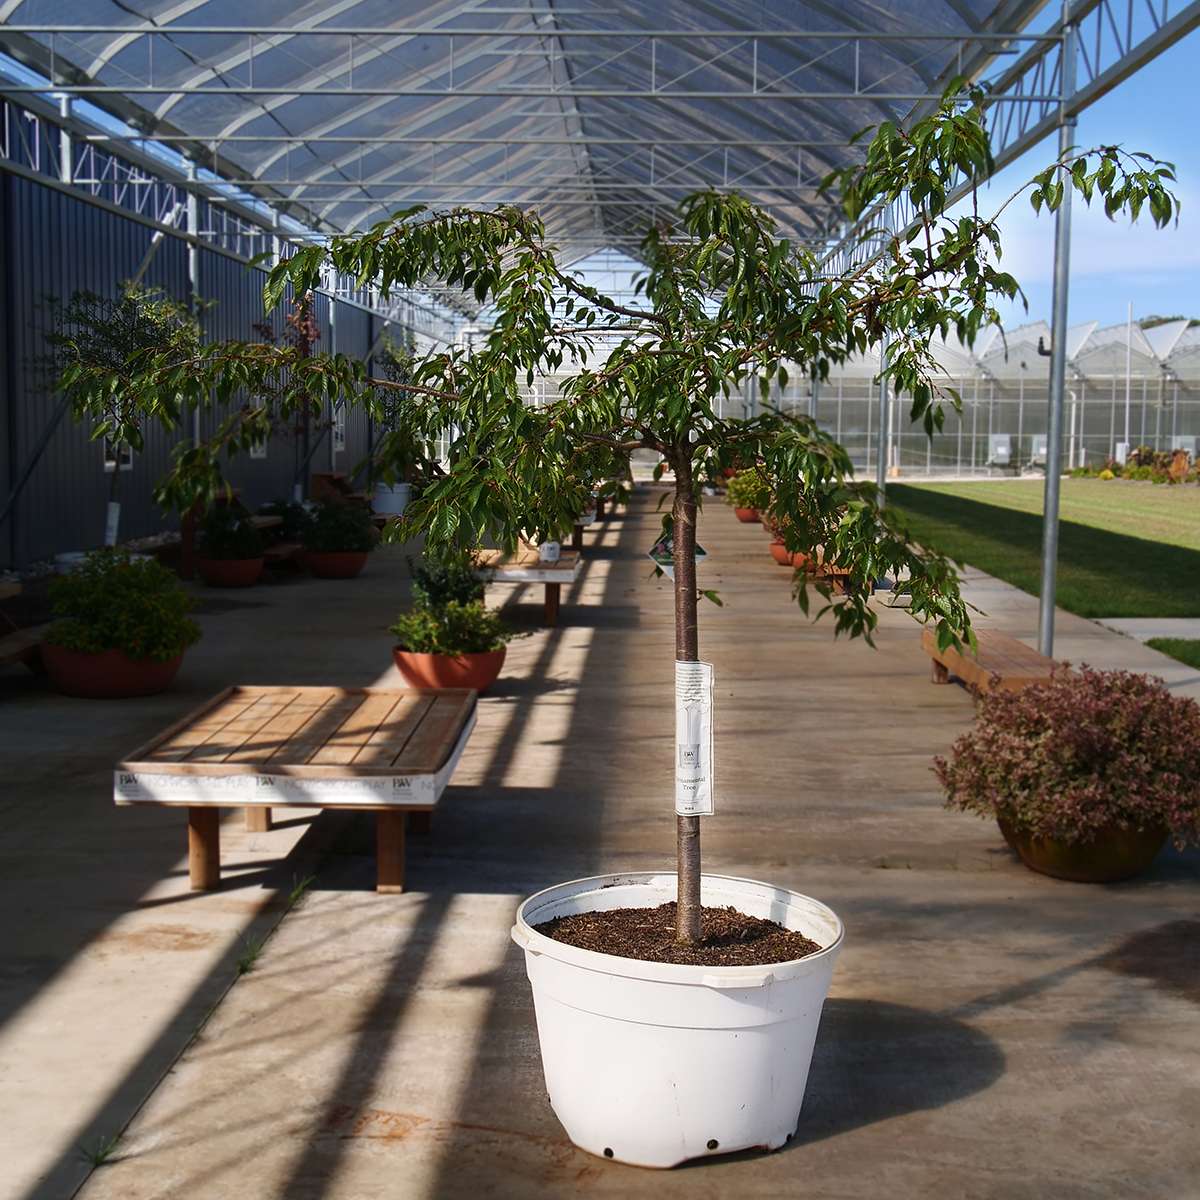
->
[675, 660, 715, 816]
[104, 501, 121, 547]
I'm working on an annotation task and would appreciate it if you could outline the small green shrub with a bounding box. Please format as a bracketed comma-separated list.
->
[389, 600, 517, 656]
[1097, 468, 1115, 480]
[47, 551, 201, 661]
[409, 553, 485, 608]
[199, 507, 264, 560]
[258, 499, 312, 541]
[303, 502, 375, 553]
[725, 469, 772, 511]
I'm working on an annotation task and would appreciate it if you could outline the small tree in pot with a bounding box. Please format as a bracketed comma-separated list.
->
[73, 82, 1176, 1167]
[724, 468, 772, 523]
[48, 285, 202, 547]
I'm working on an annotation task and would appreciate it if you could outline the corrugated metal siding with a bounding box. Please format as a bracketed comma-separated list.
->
[0, 170, 409, 568]
[4, 172, 190, 566]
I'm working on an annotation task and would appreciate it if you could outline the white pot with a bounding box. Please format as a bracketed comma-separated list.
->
[511, 872, 843, 1168]
[373, 482, 412, 516]
[537, 540, 561, 563]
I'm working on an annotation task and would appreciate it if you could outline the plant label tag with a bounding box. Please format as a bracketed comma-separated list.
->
[675, 660, 715, 816]
[648, 536, 708, 582]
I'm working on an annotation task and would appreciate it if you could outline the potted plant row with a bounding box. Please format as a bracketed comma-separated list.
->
[41, 550, 200, 698]
[937, 666, 1200, 882]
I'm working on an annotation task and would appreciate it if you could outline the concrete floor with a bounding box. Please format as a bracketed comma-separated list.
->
[4, 490, 1198, 1200]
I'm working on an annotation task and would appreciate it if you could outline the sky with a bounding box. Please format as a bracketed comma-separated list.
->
[980, 26, 1200, 330]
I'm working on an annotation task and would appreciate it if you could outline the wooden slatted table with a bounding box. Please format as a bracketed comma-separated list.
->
[921, 626, 1057, 693]
[475, 547, 583, 626]
[114, 686, 476, 893]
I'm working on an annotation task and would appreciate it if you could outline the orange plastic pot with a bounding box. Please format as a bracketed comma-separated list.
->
[307, 550, 368, 579]
[734, 507, 760, 524]
[42, 644, 184, 698]
[997, 817, 1167, 883]
[197, 557, 263, 588]
[392, 646, 507, 693]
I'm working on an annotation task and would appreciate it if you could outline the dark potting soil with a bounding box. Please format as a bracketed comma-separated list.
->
[534, 901, 822, 967]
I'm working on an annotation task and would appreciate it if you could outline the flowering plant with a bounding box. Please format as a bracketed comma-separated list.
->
[935, 666, 1200, 847]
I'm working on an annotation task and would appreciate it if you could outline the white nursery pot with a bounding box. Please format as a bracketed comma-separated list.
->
[373, 482, 412, 516]
[511, 872, 843, 1168]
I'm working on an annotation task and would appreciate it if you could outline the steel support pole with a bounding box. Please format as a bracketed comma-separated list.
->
[57, 95, 72, 183]
[875, 333, 890, 503]
[186, 161, 202, 449]
[1038, 9, 1077, 659]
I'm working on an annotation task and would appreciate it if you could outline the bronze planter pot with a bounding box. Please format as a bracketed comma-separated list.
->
[998, 817, 1167, 883]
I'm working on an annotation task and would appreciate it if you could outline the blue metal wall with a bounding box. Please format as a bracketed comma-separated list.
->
[0, 168, 389, 568]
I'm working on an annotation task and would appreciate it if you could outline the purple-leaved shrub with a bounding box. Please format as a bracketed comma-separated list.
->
[935, 666, 1200, 847]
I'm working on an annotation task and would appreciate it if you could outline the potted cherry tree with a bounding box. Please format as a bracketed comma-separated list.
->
[81, 83, 1175, 1168]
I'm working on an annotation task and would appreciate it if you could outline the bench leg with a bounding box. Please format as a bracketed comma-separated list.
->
[188, 807, 221, 890]
[244, 806, 272, 833]
[596, 497, 606, 520]
[408, 811, 432, 836]
[377, 810, 406, 894]
[544, 582, 561, 627]
[931, 659, 951, 684]
[572, 525, 584, 552]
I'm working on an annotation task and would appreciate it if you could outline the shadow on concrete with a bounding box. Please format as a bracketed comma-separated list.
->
[1098, 918, 1200, 1005]
[788, 998, 1006, 1147]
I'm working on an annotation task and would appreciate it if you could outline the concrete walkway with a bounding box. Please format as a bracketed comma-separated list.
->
[1098, 617, 1200, 644]
[5, 491, 1198, 1199]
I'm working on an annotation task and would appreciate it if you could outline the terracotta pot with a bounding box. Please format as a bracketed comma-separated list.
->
[734, 507, 760, 523]
[769, 541, 794, 566]
[42, 643, 184, 699]
[197, 557, 263, 588]
[997, 816, 1167, 883]
[307, 550, 368, 579]
[392, 645, 507, 693]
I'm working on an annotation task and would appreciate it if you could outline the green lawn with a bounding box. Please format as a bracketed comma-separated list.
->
[888, 479, 1200, 619]
[1147, 638, 1200, 669]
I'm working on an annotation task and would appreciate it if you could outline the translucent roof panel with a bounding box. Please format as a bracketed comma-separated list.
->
[0, 1, 1049, 258]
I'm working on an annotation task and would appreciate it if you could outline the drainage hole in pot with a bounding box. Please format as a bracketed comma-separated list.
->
[603, 1148, 614, 1159]
[707, 1139, 719, 1151]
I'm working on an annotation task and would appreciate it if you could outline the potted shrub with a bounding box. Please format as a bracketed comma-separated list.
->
[303, 501, 376, 579]
[408, 552, 486, 608]
[389, 599, 519, 692]
[936, 666, 1200, 883]
[42, 550, 200, 698]
[725, 468, 771, 523]
[196, 507, 265, 588]
[100, 83, 1173, 1168]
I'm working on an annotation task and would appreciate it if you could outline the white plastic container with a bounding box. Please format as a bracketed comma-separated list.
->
[373, 482, 412, 516]
[537, 540, 561, 563]
[511, 872, 843, 1168]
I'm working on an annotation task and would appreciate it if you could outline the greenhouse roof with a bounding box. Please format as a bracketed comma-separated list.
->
[0, 0, 1060, 261]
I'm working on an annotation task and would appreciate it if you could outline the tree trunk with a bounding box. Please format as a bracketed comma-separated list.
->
[672, 449, 702, 943]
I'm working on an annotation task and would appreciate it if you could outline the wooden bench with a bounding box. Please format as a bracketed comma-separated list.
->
[114, 685, 477, 893]
[921, 626, 1057, 693]
[311, 472, 370, 507]
[0, 624, 44, 672]
[263, 539, 304, 567]
[475, 547, 582, 626]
